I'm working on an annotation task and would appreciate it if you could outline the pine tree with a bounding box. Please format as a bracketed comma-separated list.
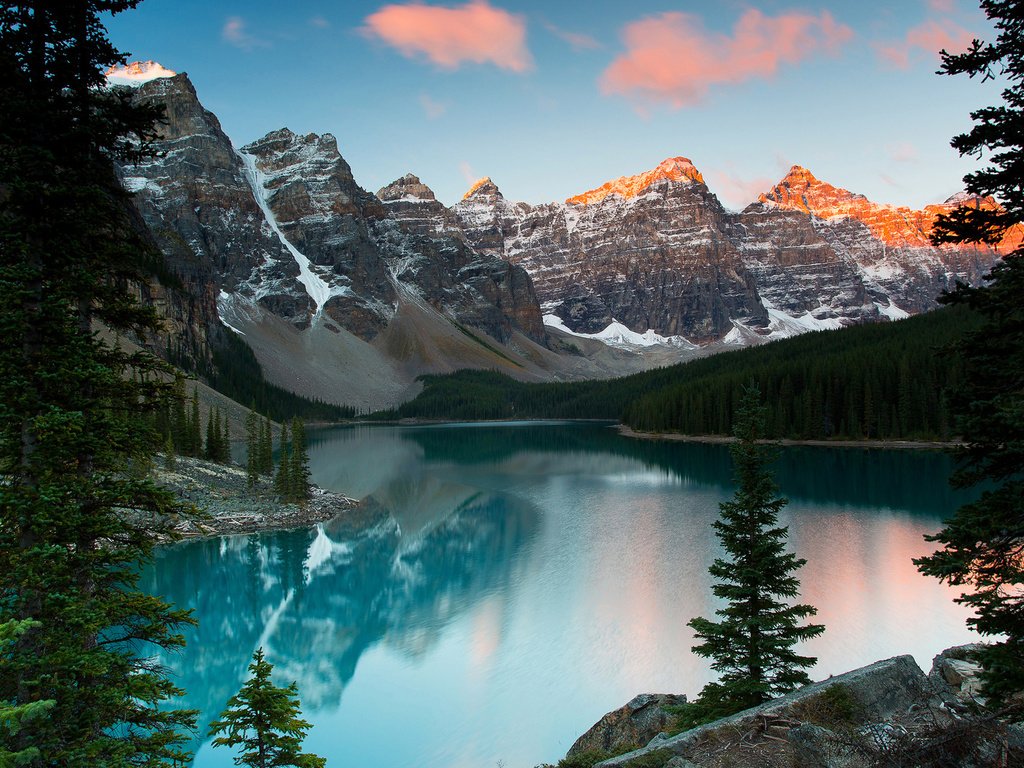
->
[274, 423, 291, 498]
[189, 388, 202, 457]
[288, 418, 311, 503]
[222, 409, 232, 462]
[686, 386, 824, 720]
[208, 648, 325, 768]
[171, 373, 188, 453]
[915, 0, 1024, 706]
[259, 417, 273, 475]
[0, 2, 197, 763]
[246, 410, 260, 488]
[205, 407, 217, 462]
[164, 432, 177, 471]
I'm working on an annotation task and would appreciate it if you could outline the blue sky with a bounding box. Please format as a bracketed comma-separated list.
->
[106, 0, 1000, 210]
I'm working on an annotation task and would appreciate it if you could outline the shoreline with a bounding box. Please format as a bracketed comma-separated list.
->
[617, 424, 960, 450]
[154, 456, 360, 541]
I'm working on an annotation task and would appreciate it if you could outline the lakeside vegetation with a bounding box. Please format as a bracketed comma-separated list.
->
[375, 305, 978, 441]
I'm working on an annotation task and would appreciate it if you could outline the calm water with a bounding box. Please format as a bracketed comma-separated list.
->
[143, 422, 979, 768]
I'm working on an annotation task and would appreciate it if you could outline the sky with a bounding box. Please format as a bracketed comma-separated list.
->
[105, 0, 1002, 210]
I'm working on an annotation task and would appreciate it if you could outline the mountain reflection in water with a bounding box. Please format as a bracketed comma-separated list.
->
[144, 422, 978, 768]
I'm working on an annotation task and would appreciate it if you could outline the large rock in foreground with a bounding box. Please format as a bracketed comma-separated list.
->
[568, 693, 688, 758]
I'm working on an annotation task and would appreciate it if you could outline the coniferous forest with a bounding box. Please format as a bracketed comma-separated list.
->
[381, 304, 978, 441]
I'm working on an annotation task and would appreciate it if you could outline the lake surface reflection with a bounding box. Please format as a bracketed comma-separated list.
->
[143, 422, 979, 768]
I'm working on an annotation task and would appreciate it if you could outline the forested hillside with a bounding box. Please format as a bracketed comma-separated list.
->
[381, 306, 977, 440]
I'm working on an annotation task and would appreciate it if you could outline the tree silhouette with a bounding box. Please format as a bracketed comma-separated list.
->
[687, 386, 824, 719]
[209, 648, 326, 768]
[915, 0, 1024, 706]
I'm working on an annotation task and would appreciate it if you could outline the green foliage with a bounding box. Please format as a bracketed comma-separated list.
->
[0, 620, 54, 768]
[790, 683, 860, 729]
[274, 423, 291, 499]
[246, 410, 260, 487]
[383, 306, 977, 441]
[204, 406, 230, 464]
[687, 386, 824, 715]
[287, 419, 311, 503]
[259, 417, 273, 475]
[209, 648, 325, 768]
[915, 0, 1024, 707]
[0, 2, 198, 764]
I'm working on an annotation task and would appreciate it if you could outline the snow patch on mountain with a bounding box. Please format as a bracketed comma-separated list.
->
[544, 314, 697, 349]
[105, 60, 176, 86]
[238, 149, 348, 318]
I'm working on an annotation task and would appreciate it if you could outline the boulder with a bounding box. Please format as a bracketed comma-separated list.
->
[568, 693, 687, 758]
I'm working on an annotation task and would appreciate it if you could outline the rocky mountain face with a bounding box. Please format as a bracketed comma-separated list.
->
[118, 73, 548, 408]
[116, 66, 1014, 409]
[452, 159, 1013, 343]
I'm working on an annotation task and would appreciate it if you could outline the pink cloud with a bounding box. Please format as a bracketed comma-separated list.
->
[600, 9, 853, 108]
[362, 0, 532, 72]
[887, 142, 920, 164]
[876, 19, 974, 68]
[542, 21, 601, 52]
[927, 0, 955, 12]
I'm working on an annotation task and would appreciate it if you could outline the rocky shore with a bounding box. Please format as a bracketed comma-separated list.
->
[153, 456, 359, 539]
[551, 645, 1020, 768]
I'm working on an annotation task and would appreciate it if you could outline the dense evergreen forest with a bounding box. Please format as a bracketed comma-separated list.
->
[379, 305, 978, 440]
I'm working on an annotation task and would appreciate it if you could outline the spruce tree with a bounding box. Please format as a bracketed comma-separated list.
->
[915, 0, 1024, 706]
[209, 648, 325, 768]
[205, 407, 217, 462]
[0, 2, 197, 763]
[246, 411, 260, 488]
[189, 388, 202, 457]
[259, 417, 273, 475]
[171, 373, 188, 453]
[288, 418, 311, 503]
[687, 386, 824, 719]
[274, 423, 291, 498]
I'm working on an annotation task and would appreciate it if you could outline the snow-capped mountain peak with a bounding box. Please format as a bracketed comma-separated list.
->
[566, 156, 706, 206]
[105, 60, 177, 87]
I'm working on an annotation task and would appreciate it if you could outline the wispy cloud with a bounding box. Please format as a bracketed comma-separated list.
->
[927, 0, 955, 12]
[542, 20, 600, 52]
[419, 93, 447, 119]
[600, 9, 853, 109]
[459, 161, 478, 186]
[222, 16, 269, 51]
[875, 18, 974, 69]
[310, 16, 330, 29]
[362, 0, 532, 72]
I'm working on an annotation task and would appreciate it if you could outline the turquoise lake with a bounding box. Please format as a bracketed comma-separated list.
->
[142, 421, 979, 767]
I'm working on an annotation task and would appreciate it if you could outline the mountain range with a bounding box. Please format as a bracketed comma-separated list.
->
[114, 65, 1018, 410]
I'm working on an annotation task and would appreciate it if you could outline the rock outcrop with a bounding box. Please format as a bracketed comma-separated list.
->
[116, 70, 549, 408]
[575, 649, 1020, 768]
[568, 693, 688, 758]
[452, 159, 1013, 344]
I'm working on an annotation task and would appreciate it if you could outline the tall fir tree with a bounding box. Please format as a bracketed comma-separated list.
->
[208, 648, 325, 768]
[246, 410, 260, 487]
[687, 386, 824, 719]
[288, 418, 311, 503]
[205, 406, 218, 462]
[274, 423, 291, 498]
[0, 2, 198, 764]
[259, 417, 273, 475]
[0, 620, 54, 768]
[915, 0, 1024, 707]
[189, 389, 202, 457]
